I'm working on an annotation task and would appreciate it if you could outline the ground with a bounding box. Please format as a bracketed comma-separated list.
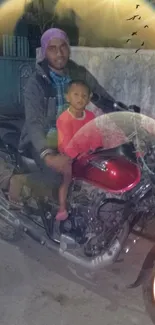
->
[0, 230, 155, 325]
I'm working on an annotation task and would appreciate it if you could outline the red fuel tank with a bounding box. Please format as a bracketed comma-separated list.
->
[72, 156, 141, 194]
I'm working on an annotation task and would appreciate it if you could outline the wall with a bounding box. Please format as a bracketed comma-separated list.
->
[37, 46, 155, 117]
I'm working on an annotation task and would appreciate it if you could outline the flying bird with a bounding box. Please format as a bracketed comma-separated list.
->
[115, 55, 120, 59]
[126, 17, 134, 21]
[131, 31, 138, 36]
[135, 48, 141, 53]
[136, 4, 140, 9]
[126, 15, 139, 21]
[138, 16, 141, 20]
[141, 41, 144, 46]
[144, 25, 149, 28]
[126, 39, 131, 43]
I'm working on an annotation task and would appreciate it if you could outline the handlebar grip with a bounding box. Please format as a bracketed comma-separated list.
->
[114, 102, 141, 113]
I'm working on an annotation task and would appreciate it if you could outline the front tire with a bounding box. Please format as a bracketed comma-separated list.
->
[143, 267, 155, 324]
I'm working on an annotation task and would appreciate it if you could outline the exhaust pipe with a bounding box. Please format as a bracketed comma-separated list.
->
[59, 222, 129, 270]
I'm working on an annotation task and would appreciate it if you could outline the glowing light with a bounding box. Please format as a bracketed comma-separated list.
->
[1, 0, 155, 49]
[145, 0, 155, 9]
[0, 0, 32, 35]
[153, 276, 155, 300]
[110, 170, 117, 176]
[56, 0, 155, 48]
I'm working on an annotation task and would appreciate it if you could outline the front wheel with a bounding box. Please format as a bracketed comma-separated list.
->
[143, 267, 155, 324]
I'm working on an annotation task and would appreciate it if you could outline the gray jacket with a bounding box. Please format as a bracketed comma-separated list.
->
[19, 59, 114, 158]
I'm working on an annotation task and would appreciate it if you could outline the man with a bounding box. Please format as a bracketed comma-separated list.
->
[18, 28, 115, 198]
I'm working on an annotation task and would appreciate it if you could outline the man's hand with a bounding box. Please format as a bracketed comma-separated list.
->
[44, 153, 72, 174]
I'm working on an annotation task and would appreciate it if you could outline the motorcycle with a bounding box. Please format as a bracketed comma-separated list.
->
[0, 98, 155, 322]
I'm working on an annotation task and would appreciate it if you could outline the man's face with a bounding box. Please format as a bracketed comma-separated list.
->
[45, 38, 70, 71]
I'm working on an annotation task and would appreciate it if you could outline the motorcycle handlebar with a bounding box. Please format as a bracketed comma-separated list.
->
[114, 102, 141, 114]
[91, 93, 141, 114]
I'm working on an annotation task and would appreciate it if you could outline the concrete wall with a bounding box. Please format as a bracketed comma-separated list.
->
[36, 47, 155, 118]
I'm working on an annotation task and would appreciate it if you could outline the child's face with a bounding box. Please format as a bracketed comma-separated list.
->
[66, 84, 90, 112]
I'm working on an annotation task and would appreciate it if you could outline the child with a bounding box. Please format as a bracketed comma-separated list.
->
[57, 80, 103, 157]
[55, 80, 103, 221]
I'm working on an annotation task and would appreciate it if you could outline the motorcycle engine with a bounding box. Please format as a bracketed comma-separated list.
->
[84, 199, 125, 257]
[63, 180, 126, 257]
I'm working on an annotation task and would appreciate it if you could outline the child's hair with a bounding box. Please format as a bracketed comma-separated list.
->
[67, 79, 91, 95]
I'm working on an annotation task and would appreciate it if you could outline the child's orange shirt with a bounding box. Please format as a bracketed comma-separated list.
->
[56, 109, 103, 158]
